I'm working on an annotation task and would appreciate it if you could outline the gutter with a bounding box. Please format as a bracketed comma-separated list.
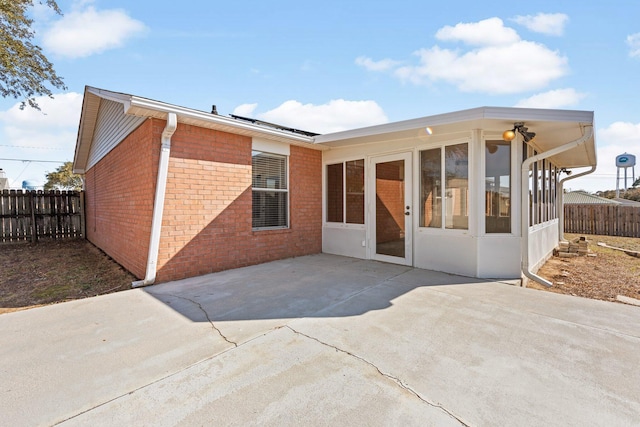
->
[557, 165, 596, 240]
[520, 125, 594, 287]
[128, 96, 318, 146]
[132, 113, 178, 288]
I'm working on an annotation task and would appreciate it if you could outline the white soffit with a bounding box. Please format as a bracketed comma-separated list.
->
[124, 93, 319, 147]
[80, 86, 321, 148]
[314, 106, 595, 168]
[73, 91, 101, 174]
[74, 86, 324, 174]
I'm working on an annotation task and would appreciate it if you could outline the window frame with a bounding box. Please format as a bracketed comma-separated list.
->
[324, 158, 366, 227]
[524, 143, 560, 228]
[418, 147, 442, 229]
[326, 162, 344, 223]
[252, 150, 289, 230]
[418, 140, 470, 232]
[484, 139, 512, 234]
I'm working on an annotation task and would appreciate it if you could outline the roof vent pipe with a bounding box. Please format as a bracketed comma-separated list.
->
[132, 112, 178, 288]
[211, 105, 218, 115]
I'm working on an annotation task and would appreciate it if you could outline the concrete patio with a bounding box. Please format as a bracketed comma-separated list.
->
[1, 254, 639, 426]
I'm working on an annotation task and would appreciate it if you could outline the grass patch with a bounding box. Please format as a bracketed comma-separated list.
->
[535, 233, 640, 302]
[0, 239, 136, 314]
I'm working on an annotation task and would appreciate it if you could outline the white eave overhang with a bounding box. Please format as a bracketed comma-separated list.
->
[73, 90, 102, 174]
[314, 106, 596, 169]
[73, 86, 323, 173]
[124, 95, 319, 146]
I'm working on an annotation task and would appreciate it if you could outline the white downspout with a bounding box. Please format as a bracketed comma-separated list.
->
[557, 165, 596, 240]
[521, 125, 593, 288]
[132, 113, 178, 288]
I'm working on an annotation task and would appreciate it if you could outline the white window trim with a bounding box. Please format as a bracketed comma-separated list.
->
[251, 151, 290, 231]
[416, 138, 471, 232]
[482, 137, 515, 236]
[252, 138, 290, 156]
[323, 157, 366, 229]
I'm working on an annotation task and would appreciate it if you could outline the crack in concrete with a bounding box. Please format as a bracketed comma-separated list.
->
[165, 294, 238, 347]
[284, 326, 470, 427]
[53, 330, 279, 425]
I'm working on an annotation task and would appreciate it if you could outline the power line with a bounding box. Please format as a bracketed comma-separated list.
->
[0, 157, 68, 163]
[0, 144, 69, 150]
[13, 162, 33, 184]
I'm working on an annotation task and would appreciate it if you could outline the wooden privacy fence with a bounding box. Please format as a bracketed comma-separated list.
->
[564, 204, 640, 237]
[0, 190, 84, 243]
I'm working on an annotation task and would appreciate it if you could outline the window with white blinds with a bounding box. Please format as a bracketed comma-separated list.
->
[252, 151, 288, 229]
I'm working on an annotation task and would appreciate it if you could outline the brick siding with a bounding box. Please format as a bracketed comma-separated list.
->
[154, 122, 322, 282]
[84, 119, 157, 279]
[85, 118, 322, 283]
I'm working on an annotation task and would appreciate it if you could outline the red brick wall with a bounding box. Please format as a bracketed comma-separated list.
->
[85, 118, 322, 283]
[155, 123, 322, 282]
[84, 119, 158, 279]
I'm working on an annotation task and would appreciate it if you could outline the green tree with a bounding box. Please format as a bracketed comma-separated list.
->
[44, 162, 82, 191]
[633, 177, 640, 188]
[1, 0, 66, 110]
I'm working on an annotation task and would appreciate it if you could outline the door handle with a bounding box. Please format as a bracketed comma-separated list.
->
[404, 212, 410, 216]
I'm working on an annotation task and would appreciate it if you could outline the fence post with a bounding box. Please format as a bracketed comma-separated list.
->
[80, 191, 86, 239]
[29, 191, 37, 243]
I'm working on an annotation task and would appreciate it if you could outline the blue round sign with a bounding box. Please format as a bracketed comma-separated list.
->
[616, 153, 636, 167]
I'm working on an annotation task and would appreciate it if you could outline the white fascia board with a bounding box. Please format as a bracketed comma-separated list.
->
[74, 86, 135, 173]
[86, 86, 132, 113]
[83, 86, 319, 149]
[73, 89, 102, 173]
[314, 107, 492, 144]
[313, 108, 482, 144]
[128, 96, 317, 146]
[481, 106, 594, 124]
[314, 106, 594, 144]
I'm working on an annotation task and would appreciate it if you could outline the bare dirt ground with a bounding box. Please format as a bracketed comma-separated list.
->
[534, 233, 640, 303]
[0, 239, 136, 314]
[1, 234, 639, 315]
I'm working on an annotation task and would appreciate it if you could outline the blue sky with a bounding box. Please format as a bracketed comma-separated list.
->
[1, 0, 639, 192]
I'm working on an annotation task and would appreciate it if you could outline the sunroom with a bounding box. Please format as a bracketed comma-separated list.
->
[314, 107, 596, 283]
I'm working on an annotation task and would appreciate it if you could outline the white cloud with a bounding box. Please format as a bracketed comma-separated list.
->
[0, 92, 82, 137]
[435, 17, 520, 46]
[355, 56, 401, 71]
[43, 6, 146, 58]
[599, 121, 640, 144]
[627, 33, 640, 58]
[570, 121, 640, 192]
[512, 13, 569, 36]
[0, 93, 82, 186]
[395, 41, 567, 94]
[515, 88, 587, 108]
[241, 99, 388, 134]
[232, 103, 258, 117]
[360, 17, 568, 95]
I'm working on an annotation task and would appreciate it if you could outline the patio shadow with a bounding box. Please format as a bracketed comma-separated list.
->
[144, 254, 486, 325]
